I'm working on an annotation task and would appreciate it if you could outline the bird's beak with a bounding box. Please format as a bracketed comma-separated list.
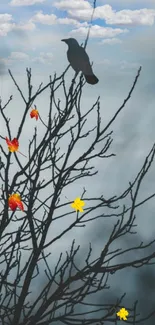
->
[61, 39, 67, 43]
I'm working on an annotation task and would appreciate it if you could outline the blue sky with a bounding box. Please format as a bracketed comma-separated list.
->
[0, 0, 155, 73]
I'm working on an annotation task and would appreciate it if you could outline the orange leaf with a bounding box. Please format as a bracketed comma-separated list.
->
[8, 198, 17, 211]
[6, 137, 19, 152]
[16, 200, 24, 211]
[30, 109, 39, 120]
[8, 193, 24, 211]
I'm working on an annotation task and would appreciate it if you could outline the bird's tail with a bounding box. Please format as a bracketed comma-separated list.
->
[84, 74, 99, 85]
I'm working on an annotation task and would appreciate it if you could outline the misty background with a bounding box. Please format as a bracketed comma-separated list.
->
[0, 0, 155, 323]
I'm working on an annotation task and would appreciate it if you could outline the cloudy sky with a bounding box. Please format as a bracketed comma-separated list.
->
[0, 0, 155, 322]
[0, 0, 155, 74]
[0, 0, 154, 232]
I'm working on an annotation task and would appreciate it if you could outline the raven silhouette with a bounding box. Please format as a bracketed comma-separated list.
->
[62, 38, 99, 85]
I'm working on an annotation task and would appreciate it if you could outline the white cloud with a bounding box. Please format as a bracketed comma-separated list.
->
[100, 0, 155, 5]
[0, 14, 15, 36]
[31, 12, 57, 25]
[70, 25, 128, 38]
[100, 38, 122, 45]
[10, 0, 46, 6]
[103, 8, 155, 26]
[31, 11, 88, 27]
[13, 21, 36, 31]
[0, 23, 15, 36]
[54, 1, 155, 26]
[9, 52, 29, 60]
[0, 13, 36, 37]
[94, 5, 155, 26]
[32, 52, 53, 64]
[0, 14, 12, 24]
[0, 52, 29, 66]
[0, 51, 53, 66]
[57, 17, 88, 27]
[54, 0, 91, 11]
[23, 30, 62, 50]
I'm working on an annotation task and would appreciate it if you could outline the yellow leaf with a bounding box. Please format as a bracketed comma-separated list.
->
[71, 197, 85, 212]
[117, 308, 129, 321]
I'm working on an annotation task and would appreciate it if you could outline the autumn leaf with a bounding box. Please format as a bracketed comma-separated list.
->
[71, 197, 85, 212]
[6, 137, 19, 152]
[8, 193, 24, 211]
[117, 308, 129, 321]
[30, 108, 39, 120]
[5, 137, 26, 157]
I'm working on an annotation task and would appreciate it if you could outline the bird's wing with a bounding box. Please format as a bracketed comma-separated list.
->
[67, 46, 93, 75]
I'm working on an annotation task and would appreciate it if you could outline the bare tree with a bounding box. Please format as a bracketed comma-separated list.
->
[0, 2, 155, 325]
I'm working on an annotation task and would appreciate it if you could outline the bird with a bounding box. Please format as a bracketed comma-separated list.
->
[61, 38, 99, 85]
